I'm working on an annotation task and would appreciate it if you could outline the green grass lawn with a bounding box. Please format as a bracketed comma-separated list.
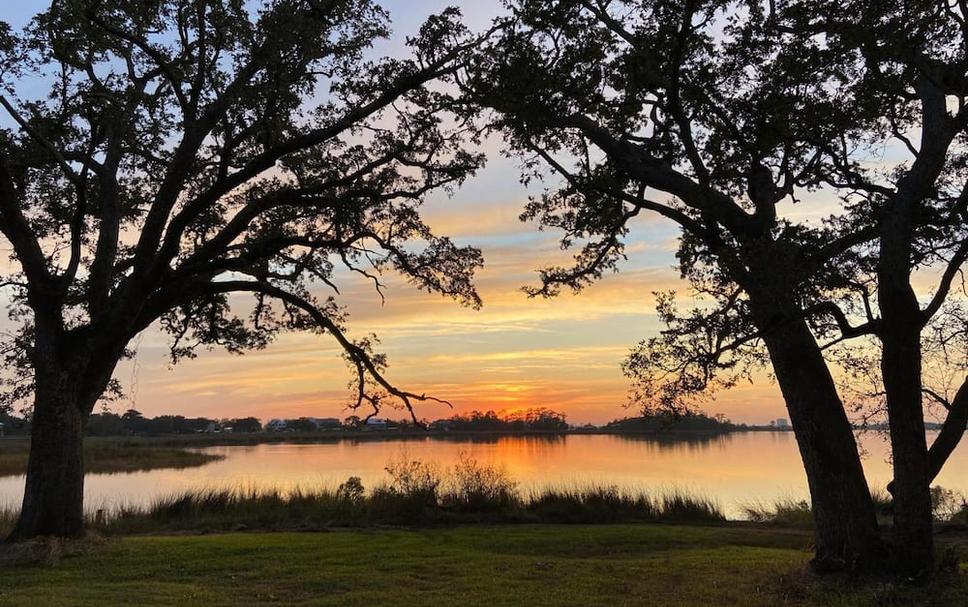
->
[0, 525, 966, 606]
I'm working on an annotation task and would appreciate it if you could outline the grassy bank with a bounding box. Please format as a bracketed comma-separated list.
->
[1, 525, 966, 606]
[0, 455, 727, 535]
[63, 485, 725, 535]
[0, 439, 223, 477]
[1, 453, 964, 535]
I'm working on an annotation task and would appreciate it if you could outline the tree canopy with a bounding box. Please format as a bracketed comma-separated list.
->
[464, 0, 967, 573]
[0, 0, 486, 421]
[465, 0, 966, 427]
[0, 0, 495, 540]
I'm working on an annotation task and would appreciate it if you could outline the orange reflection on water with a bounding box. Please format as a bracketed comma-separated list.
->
[0, 432, 965, 519]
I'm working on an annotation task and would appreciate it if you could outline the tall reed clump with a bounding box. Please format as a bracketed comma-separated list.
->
[741, 498, 813, 527]
[368, 452, 521, 522]
[368, 455, 444, 524]
[0, 505, 16, 537]
[526, 486, 659, 523]
[742, 486, 968, 527]
[443, 454, 518, 513]
[659, 490, 726, 522]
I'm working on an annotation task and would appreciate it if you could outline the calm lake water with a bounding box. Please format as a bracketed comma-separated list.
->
[2, 431, 967, 519]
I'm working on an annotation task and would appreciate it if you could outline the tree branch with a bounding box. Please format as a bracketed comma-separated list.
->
[199, 280, 452, 424]
[803, 301, 880, 338]
[564, 114, 761, 236]
[921, 239, 968, 325]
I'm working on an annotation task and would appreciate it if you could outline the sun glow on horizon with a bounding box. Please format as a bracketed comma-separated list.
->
[69, 0, 794, 429]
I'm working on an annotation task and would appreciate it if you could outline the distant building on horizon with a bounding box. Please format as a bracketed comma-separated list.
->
[266, 419, 288, 432]
[775, 418, 789, 429]
[309, 417, 342, 430]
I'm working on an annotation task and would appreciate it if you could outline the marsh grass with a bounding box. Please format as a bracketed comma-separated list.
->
[444, 453, 518, 513]
[526, 486, 659, 523]
[660, 490, 727, 522]
[0, 505, 16, 537]
[742, 498, 814, 527]
[94, 484, 726, 533]
[117, 485, 361, 532]
[870, 488, 894, 513]
[8, 454, 962, 537]
[742, 486, 968, 527]
[54, 479, 962, 536]
[0, 456, 727, 535]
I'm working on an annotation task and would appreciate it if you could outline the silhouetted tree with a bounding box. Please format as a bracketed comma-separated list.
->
[605, 411, 734, 434]
[290, 417, 320, 432]
[433, 408, 569, 432]
[120, 409, 147, 434]
[229, 417, 262, 433]
[0, 0, 484, 540]
[776, 0, 968, 575]
[465, 0, 966, 574]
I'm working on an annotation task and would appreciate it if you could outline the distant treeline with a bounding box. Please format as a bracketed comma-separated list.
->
[0, 407, 738, 437]
[0, 409, 260, 437]
[0, 407, 572, 436]
[602, 412, 738, 434]
[429, 408, 568, 432]
[87, 411, 263, 436]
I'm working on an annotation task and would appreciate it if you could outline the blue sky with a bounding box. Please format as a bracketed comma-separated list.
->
[0, 1, 791, 424]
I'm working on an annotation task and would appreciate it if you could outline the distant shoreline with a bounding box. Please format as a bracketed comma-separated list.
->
[0, 425, 787, 448]
[4, 425, 937, 450]
[0, 441, 222, 477]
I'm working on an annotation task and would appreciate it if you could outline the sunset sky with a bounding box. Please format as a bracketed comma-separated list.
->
[0, 1, 844, 425]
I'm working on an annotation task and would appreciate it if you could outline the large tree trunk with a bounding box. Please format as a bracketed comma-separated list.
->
[8, 371, 88, 540]
[759, 317, 884, 571]
[878, 166, 936, 576]
[880, 288, 934, 576]
[744, 268, 883, 572]
[6, 325, 126, 541]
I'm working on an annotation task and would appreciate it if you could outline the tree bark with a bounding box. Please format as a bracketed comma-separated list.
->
[744, 267, 883, 572]
[877, 154, 937, 575]
[879, 290, 934, 576]
[759, 316, 884, 571]
[7, 371, 88, 540]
